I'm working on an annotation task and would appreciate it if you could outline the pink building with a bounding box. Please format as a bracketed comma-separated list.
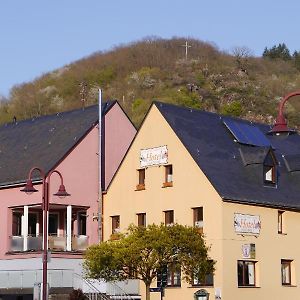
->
[0, 101, 136, 299]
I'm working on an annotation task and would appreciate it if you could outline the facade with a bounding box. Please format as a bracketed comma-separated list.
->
[0, 101, 136, 299]
[103, 101, 300, 300]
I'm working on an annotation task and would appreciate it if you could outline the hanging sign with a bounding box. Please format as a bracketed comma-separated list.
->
[234, 213, 261, 235]
[140, 145, 168, 167]
[242, 243, 256, 259]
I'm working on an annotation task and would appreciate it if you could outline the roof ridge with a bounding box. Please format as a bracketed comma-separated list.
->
[2, 100, 117, 128]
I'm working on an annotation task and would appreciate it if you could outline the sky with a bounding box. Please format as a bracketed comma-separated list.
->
[0, 0, 300, 97]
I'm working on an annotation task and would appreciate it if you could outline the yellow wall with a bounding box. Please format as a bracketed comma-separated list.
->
[104, 104, 300, 300]
[104, 105, 223, 300]
[222, 201, 300, 300]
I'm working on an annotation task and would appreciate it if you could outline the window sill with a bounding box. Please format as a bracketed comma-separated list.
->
[282, 284, 297, 287]
[135, 184, 145, 191]
[278, 232, 287, 235]
[162, 182, 173, 188]
[238, 286, 260, 288]
[166, 285, 181, 288]
[189, 285, 213, 288]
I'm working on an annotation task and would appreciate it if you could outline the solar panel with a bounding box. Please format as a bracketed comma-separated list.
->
[223, 119, 271, 147]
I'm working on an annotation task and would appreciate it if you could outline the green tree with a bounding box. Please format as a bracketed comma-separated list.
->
[84, 224, 214, 300]
[263, 43, 291, 61]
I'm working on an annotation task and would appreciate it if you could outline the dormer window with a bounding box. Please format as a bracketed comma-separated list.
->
[263, 149, 277, 186]
[264, 165, 276, 184]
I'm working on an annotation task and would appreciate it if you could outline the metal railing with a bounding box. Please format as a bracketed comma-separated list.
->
[0, 269, 140, 300]
[0, 269, 73, 289]
[72, 235, 89, 251]
[9, 235, 89, 252]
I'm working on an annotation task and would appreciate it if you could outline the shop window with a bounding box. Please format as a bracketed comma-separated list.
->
[111, 215, 120, 234]
[164, 210, 174, 226]
[163, 165, 173, 187]
[136, 169, 145, 190]
[193, 207, 203, 233]
[237, 260, 256, 287]
[167, 266, 181, 287]
[137, 213, 146, 227]
[278, 211, 284, 234]
[281, 260, 292, 285]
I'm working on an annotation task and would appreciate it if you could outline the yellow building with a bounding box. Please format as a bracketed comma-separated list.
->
[103, 101, 300, 300]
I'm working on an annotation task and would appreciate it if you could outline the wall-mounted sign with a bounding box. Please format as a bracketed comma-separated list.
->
[234, 213, 261, 235]
[242, 243, 256, 259]
[140, 145, 168, 168]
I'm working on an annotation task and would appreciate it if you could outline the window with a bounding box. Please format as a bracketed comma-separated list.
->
[237, 260, 256, 287]
[111, 215, 120, 234]
[78, 211, 87, 235]
[167, 266, 181, 287]
[193, 273, 214, 287]
[164, 210, 174, 226]
[12, 211, 22, 236]
[264, 165, 275, 184]
[193, 207, 203, 233]
[28, 213, 37, 236]
[278, 211, 284, 234]
[157, 265, 181, 287]
[136, 169, 145, 190]
[163, 165, 173, 187]
[49, 213, 59, 236]
[281, 260, 292, 285]
[137, 213, 146, 227]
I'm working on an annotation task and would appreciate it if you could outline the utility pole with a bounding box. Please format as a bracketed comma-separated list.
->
[181, 41, 191, 60]
[79, 82, 88, 109]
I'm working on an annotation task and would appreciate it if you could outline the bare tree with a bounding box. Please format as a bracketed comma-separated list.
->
[232, 46, 253, 74]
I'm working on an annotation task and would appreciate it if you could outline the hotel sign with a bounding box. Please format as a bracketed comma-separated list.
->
[234, 213, 261, 235]
[140, 146, 168, 168]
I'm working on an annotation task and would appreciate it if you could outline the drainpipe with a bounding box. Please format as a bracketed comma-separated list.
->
[98, 89, 103, 243]
[269, 91, 300, 135]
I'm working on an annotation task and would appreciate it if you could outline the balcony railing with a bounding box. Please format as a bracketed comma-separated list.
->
[72, 235, 89, 251]
[10, 236, 24, 252]
[9, 235, 89, 252]
[49, 235, 66, 251]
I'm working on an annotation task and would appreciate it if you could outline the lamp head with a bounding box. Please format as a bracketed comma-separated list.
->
[53, 184, 70, 199]
[20, 179, 38, 195]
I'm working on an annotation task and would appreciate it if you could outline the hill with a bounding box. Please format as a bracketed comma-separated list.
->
[2, 37, 300, 128]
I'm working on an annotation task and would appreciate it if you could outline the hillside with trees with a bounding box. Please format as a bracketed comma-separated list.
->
[2, 37, 300, 128]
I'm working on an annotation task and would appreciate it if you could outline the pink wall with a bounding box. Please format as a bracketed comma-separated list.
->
[0, 101, 136, 259]
[104, 103, 136, 190]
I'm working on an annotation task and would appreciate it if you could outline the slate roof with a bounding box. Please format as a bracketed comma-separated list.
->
[155, 101, 300, 210]
[0, 101, 116, 187]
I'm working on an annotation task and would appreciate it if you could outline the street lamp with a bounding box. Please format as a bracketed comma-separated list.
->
[20, 167, 70, 300]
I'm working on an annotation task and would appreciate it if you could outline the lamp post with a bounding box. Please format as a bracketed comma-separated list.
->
[20, 167, 70, 300]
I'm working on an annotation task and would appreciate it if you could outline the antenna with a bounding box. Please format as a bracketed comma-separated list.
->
[181, 41, 192, 60]
[79, 82, 88, 109]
